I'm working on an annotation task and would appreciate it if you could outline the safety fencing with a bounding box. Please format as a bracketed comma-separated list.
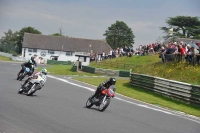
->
[161, 54, 200, 65]
[71, 65, 77, 72]
[96, 61, 134, 69]
[81, 66, 130, 77]
[130, 73, 200, 105]
[47, 60, 72, 65]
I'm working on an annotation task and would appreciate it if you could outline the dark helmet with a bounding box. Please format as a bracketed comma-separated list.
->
[31, 56, 35, 61]
[109, 78, 116, 85]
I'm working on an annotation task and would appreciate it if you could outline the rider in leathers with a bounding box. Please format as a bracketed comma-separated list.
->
[92, 78, 116, 100]
[18, 56, 37, 77]
[21, 69, 47, 89]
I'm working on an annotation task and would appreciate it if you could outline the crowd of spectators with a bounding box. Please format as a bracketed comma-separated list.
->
[89, 41, 200, 64]
[89, 47, 134, 62]
[158, 41, 200, 64]
[134, 43, 161, 56]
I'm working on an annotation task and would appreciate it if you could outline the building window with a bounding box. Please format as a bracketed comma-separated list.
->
[28, 48, 37, 53]
[48, 50, 54, 54]
[33, 49, 37, 52]
[66, 52, 72, 56]
[28, 49, 32, 52]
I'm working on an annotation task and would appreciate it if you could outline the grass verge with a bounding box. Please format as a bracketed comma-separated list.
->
[0, 55, 12, 61]
[89, 55, 200, 85]
[73, 77, 200, 117]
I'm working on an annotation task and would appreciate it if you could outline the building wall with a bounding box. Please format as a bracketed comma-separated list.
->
[22, 48, 79, 64]
[80, 57, 90, 66]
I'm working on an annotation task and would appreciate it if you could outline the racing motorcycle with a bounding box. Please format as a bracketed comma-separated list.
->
[18, 73, 46, 96]
[17, 66, 33, 81]
[86, 85, 115, 112]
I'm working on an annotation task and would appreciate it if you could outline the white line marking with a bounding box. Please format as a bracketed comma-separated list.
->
[115, 97, 172, 114]
[47, 75, 200, 124]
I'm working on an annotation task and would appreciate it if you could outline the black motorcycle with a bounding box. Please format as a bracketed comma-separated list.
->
[17, 67, 31, 81]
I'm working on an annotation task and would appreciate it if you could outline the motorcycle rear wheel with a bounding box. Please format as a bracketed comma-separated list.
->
[98, 98, 111, 112]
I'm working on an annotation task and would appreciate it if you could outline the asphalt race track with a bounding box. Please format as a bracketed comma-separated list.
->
[0, 61, 200, 133]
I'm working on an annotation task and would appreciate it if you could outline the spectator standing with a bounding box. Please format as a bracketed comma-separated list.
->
[109, 50, 112, 58]
[178, 45, 186, 55]
[176, 44, 186, 62]
[102, 51, 105, 60]
[185, 45, 192, 63]
[165, 44, 176, 61]
[95, 53, 98, 63]
[159, 46, 166, 63]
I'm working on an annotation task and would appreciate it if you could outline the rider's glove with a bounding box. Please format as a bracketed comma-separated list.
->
[102, 87, 106, 90]
[28, 76, 33, 78]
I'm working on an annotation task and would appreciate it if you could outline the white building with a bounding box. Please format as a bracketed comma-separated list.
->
[22, 33, 112, 65]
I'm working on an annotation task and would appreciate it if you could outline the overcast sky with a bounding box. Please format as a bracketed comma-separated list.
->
[0, 0, 199, 49]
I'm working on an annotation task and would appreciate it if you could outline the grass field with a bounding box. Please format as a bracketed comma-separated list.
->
[90, 54, 200, 85]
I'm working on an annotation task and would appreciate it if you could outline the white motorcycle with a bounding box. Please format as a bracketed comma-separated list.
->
[18, 73, 47, 96]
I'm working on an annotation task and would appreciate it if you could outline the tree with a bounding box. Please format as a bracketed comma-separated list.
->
[0, 29, 19, 45]
[0, 27, 41, 54]
[0, 29, 19, 53]
[51, 33, 63, 36]
[51, 27, 65, 36]
[103, 21, 135, 49]
[16, 27, 42, 53]
[160, 16, 200, 39]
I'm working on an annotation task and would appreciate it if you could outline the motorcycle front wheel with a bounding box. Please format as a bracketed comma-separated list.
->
[86, 97, 94, 108]
[17, 73, 23, 80]
[27, 84, 36, 96]
[18, 88, 23, 94]
[19, 72, 27, 81]
[98, 98, 111, 112]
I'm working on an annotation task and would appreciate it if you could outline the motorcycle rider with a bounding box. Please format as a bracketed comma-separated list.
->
[91, 78, 116, 100]
[21, 68, 48, 89]
[31, 55, 37, 67]
[18, 55, 37, 77]
[17, 59, 35, 77]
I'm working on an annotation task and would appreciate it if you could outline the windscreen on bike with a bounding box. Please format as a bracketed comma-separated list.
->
[109, 85, 115, 90]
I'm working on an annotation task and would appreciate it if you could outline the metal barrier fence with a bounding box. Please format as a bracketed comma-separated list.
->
[161, 54, 200, 65]
[47, 60, 72, 65]
[130, 73, 200, 105]
[81, 66, 130, 77]
[96, 61, 134, 69]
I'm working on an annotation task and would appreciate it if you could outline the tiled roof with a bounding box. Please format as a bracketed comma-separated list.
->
[23, 33, 112, 54]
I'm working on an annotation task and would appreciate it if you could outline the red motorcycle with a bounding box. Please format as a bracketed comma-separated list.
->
[86, 85, 115, 112]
